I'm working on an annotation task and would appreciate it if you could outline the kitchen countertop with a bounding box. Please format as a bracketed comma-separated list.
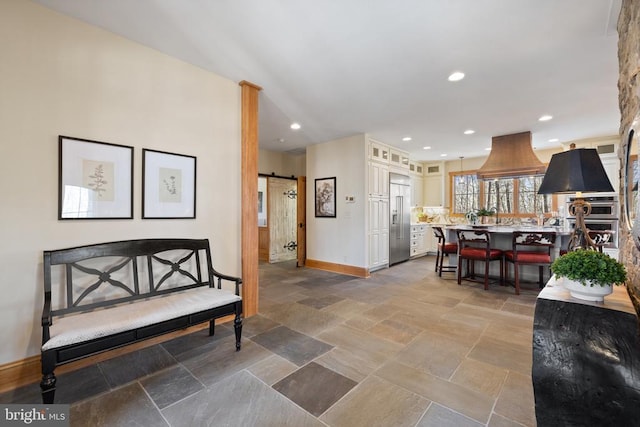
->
[446, 224, 572, 235]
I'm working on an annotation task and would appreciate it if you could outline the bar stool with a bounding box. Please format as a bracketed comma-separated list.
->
[504, 231, 556, 295]
[432, 226, 457, 276]
[456, 229, 504, 290]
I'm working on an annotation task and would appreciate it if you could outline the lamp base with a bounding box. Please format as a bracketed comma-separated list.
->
[567, 199, 597, 251]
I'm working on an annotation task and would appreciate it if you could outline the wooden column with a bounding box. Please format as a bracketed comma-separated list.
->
[239, 80, 261, 317]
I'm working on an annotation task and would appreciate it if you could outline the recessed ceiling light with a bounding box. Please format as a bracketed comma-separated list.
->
[548, 138, 559, 142]
[440, 153, 448, 157]
[448, 71, 465, 82]
[538, 115, 553, 122]
[464, 129, 475, 135]
[290, 122, 301, 130]
[402, 136, 412, 142]
[423, 146, 431, 150]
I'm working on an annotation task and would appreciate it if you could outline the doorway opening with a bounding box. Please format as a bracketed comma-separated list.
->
[258, 175, 306, 266]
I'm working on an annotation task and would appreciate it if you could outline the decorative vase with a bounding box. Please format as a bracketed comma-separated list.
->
[562, 278, 612, 302]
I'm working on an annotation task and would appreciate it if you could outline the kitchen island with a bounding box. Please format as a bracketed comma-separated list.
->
[444, 225, 572, 284]
[446, 224, 571, 254]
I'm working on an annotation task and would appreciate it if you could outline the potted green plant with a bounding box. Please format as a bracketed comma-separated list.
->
[550, 249, 627, 302]
[475, 207, 496, 224]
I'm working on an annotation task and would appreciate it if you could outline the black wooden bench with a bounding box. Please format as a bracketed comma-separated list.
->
[40, 238, 242, 404]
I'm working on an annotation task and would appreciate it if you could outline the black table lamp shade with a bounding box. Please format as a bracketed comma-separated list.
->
[537, 147, 614, 251]
[537, 148, 614, 194]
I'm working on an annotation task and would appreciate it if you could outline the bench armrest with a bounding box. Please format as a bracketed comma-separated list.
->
[42, 297, 52, 327]
[41, 297, 52, 344]
[210, 268, 243, 295]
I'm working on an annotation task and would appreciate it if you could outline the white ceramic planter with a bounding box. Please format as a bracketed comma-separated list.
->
[563, 278, 613, 302]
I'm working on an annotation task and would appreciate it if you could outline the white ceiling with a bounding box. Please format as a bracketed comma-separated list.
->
[33, 0, 622, 161]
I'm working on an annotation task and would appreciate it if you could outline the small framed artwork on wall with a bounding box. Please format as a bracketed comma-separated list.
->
[142, 149, 196, 219]
[315, 177, 336, 218]
[58, 135, 134, 220]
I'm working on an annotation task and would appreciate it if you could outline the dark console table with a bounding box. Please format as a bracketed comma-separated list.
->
[532, 276, 640, 426]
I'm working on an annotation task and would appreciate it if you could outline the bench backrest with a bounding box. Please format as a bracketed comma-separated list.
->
[43, 238, 218, 317]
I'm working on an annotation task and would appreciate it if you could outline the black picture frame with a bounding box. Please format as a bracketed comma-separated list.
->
[58, 135, 134, 220]
[142, 149, 197, 219]
[315, 177, 336, 218]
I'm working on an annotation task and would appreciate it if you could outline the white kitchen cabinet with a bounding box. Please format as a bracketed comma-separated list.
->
[367, 138, 391, 271]
[410, 224, 428, 258]
[369, 140, 390, 164]
[411, 175, 424, 207]
[409, 224, 438, 256]
[409, 162, 424, 175]
[369, 198, 389, 268]
[425, 226, 438, 253]
[390, 148, 410, 170]
[369, 161, 389, 198]
[423, 162, 444, 206]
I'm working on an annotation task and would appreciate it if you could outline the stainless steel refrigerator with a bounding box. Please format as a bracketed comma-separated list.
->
[389, 173, 411, 265]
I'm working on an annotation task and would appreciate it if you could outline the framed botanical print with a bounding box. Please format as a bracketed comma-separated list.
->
[58, 136, 133, 220]
[142, 149, 196, 219]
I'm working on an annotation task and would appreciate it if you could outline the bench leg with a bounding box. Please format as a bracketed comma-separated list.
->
[234, 303, 243, 351]
[209, 319, 215, 336]
[40, 351, 56, 404]
[40, 373, 56, 404]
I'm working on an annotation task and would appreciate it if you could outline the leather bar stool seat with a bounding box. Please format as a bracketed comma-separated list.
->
[504, 231, 556, 295]
[432, 226, 457, 276]
[456, 229, 503, 290]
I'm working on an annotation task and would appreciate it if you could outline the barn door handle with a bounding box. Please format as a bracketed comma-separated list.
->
[284, 241, 298, 251]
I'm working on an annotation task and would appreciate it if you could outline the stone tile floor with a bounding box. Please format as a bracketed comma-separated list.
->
[1, 256, 541, 426]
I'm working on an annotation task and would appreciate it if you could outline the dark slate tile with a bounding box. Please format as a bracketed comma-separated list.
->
[0, 365, 110, 405]
[181, 338, 272, 387]
[250, 326, 333, 366]
[273, 362, 357, 416]
[0, 382, 41, 404]
[162, 370, 323, 427]
[54, 365, 111, 404]
[161, 327, 233, 360]
[140, 365, 203, 409]
[296, 275, 356, 289]
[297, 295, 345, 310]
[241, 314, 281, 338]
[70, 382, 168, 426]
[98, 345, 176, 388]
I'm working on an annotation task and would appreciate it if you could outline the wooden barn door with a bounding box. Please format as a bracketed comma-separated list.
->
[268, 177, 298, 263]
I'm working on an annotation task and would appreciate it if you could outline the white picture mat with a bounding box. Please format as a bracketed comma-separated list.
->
[143, 150, 196, 218]
[60, 137, 132, 219]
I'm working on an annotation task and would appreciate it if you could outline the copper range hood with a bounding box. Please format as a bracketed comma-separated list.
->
[476, 131, 546, 180]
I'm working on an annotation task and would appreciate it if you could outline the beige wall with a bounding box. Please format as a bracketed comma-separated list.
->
[0, 1, 242, 364]
[259, 149, 306, 177]
[306, 135, 367, 267]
